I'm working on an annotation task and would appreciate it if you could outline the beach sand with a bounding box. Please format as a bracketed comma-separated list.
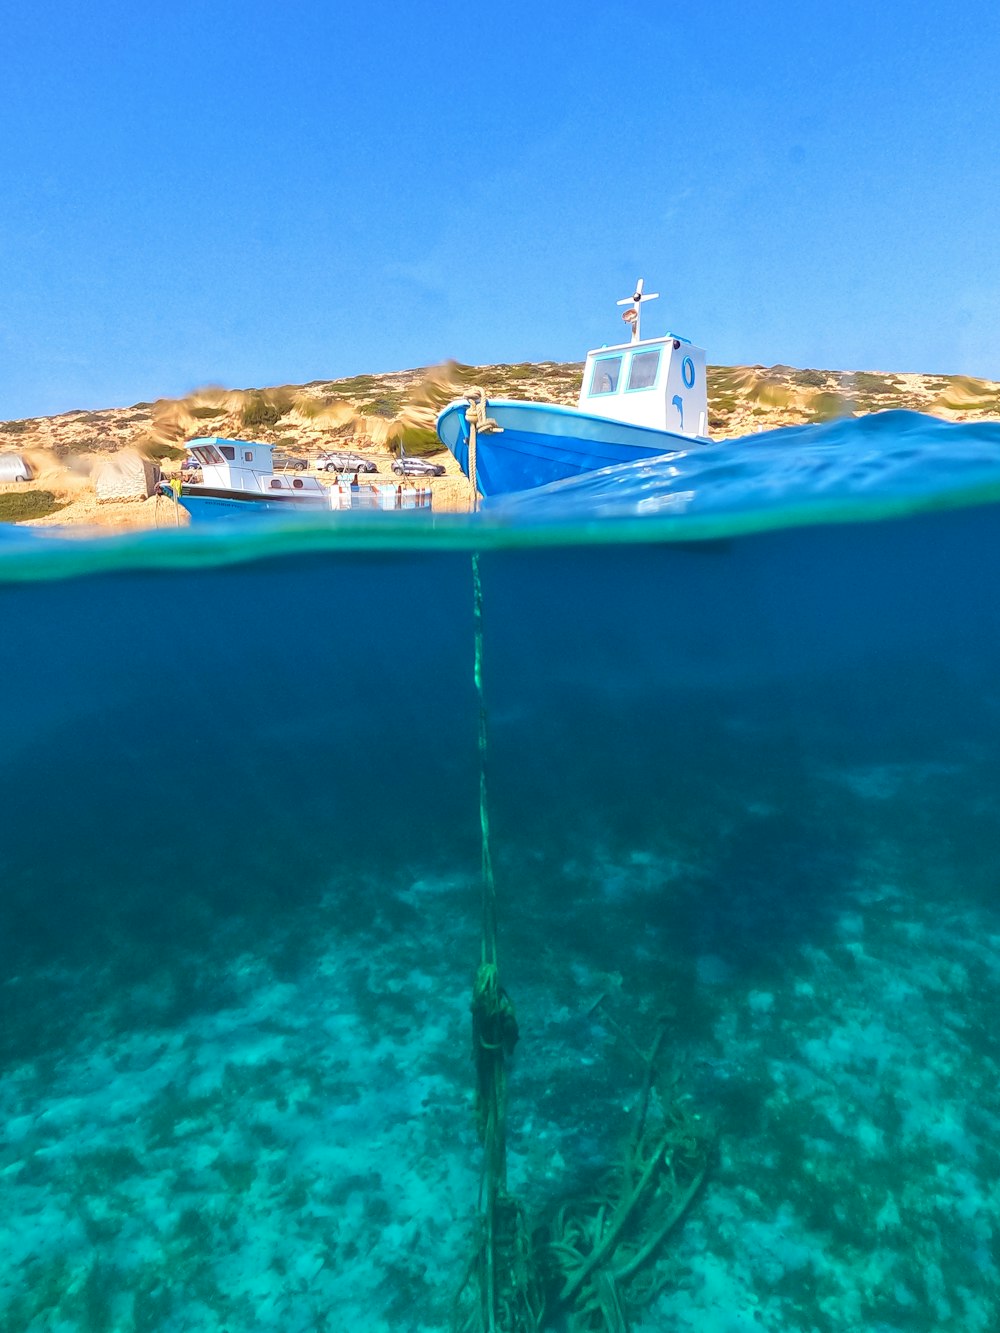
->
[0, 467, 476, 530]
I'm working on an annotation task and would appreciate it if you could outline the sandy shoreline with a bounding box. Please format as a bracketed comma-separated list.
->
[0, 463, 476, 531]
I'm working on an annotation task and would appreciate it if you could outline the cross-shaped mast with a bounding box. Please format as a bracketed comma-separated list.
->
[616, 277, 660, 343]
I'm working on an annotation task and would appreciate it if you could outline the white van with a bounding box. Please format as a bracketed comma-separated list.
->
[0, 453, 32, 482]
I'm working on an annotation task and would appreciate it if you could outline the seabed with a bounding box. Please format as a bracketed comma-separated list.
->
[3, 764, 998, 1330]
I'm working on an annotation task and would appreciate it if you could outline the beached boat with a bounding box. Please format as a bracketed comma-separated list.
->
[435, 280, 711, 496]
[168, 437, 432, 522]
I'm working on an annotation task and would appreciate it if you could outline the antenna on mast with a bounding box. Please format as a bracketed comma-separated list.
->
[616, 277, 659, 343]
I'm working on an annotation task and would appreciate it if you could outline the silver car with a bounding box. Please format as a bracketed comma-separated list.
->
[316, 451, 378, 473]
[391, 456, 446, 477]
[273, 452, 308, 472]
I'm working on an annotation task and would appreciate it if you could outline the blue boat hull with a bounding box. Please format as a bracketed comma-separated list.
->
[179, 487, 329, 524]
[436, 399, 711, 496]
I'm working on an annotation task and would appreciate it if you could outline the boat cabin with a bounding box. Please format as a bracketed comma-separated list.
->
[186, 437, 324, 498]
[577, 281, 708, 439]
[579, 335, 708, 438]
[187, 437, 285, 492]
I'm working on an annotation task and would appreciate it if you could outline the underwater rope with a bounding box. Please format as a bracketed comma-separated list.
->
[460, 554, 708, 1333]
[473, 554, 494, 964]
[464, 552, 542, 1333]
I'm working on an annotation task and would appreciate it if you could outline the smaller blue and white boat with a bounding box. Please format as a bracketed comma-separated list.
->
[172, 437, 330, 522]
[168, 437, 432, 523]
[436, 280, 711, 496]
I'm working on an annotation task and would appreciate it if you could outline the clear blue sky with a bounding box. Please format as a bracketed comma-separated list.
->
[2, 0, 998, 419]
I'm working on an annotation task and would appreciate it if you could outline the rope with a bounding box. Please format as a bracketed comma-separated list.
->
[469, 549, 535, 1332]
[473, 553, 497, 966]
[465, 389, 499, 512]
[462, 554, 706, 1329]
[471, 547, 514, 1163]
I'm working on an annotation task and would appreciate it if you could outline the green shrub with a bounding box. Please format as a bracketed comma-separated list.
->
[794, 369, 829, 388]
[394, 424, 444, 457]
[337, 374, 378, 393]
[810, 392, 849, 421]
[850, 372, 888, 393]
[145, 441, 186, 462]
[0, 489, 66, 522]
[358, 392, 404, 418]
[240, 394, 282, 428]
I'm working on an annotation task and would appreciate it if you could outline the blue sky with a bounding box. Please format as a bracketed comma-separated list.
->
[2, 0, 998, 419]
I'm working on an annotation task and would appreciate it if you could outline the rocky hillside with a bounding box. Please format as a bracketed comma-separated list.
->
[2, 361, 999, 465]
[2, 360, 999, 528]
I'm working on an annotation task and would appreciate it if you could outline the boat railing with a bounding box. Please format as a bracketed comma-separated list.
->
[327, 482, 433, 512]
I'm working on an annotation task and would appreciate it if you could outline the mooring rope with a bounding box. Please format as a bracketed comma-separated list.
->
[469, 549, 534, 1333]
[463, 547, 702, 1331]
[463, 394, 544, 1331]
[473, 552, 497, 967]
[465, 388, 499, 512]
[468, 414, 479, 512]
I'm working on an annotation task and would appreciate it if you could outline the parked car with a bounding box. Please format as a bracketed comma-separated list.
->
[391, 456, 446, 478]
[315, 451, 378, 474]
[273, 452, 308, 472]
[179, 456, 201, 473]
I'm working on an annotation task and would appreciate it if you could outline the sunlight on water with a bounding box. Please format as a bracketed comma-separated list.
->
[2, 413, 999, 1330]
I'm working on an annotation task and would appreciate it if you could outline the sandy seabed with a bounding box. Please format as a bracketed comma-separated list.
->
[2, 782, 999, 1331]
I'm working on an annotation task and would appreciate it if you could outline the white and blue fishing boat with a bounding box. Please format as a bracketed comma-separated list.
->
[167, 437, 431, 523]
[168, 437, 331, 522]
[436, 280, 711, 496]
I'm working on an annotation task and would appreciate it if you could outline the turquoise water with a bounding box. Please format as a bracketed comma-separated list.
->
[2, 411, 1000, 1330]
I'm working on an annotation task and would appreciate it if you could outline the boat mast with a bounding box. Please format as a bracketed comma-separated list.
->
[617, 277, 660, 343]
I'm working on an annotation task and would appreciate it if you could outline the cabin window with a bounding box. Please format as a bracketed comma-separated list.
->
[589, 356, 622, 395]
[293, 478, 304, 489]
[220, 445, 236, 461]
[244, 451, 254, 463]
[192, 444, 225, 465]
[269, 479, 283, 489]
[627, 350, 660, 391]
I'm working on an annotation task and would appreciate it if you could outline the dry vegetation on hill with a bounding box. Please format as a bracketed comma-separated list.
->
[2, 360, 999, 528]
